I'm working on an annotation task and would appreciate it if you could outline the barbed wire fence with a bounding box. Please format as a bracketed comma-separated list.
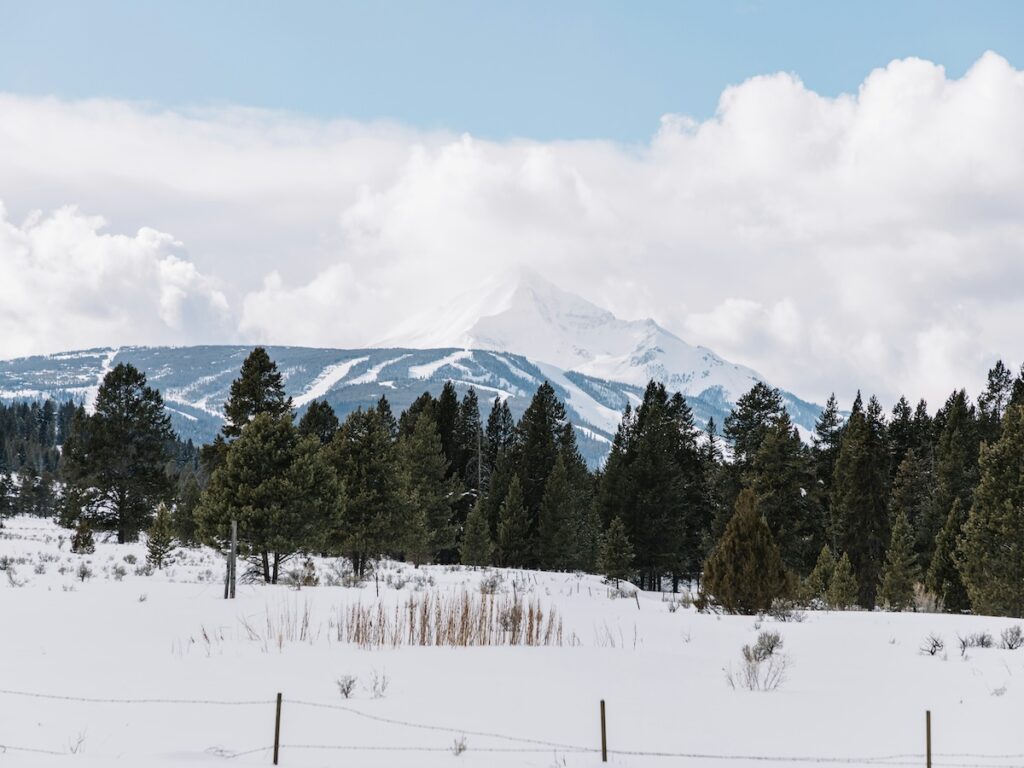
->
[1, 687, 1023, 766]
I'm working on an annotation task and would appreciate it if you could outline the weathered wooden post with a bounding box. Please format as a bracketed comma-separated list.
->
[273, 692, 283, 765]
[926, 710, 932, 768]
[600, 699, 607, 762]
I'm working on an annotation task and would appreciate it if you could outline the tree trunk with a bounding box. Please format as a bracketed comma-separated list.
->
[261, 551, 271, 583]
[271, 553, 280, 584]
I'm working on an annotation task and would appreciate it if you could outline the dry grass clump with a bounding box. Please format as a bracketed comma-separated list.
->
[336, 590, 563, 649]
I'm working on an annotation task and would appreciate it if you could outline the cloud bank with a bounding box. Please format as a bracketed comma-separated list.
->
[2, 52, 1023, 407]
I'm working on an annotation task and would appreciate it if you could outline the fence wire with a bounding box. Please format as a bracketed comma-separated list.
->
[1, 687, 1022, 767]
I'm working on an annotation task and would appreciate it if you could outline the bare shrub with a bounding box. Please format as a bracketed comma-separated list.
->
[763, 599, 806, 623]
[336, 675, 357, 699]
[369, 668, 390, 699]
[1001, 625, 1023, 650]
[112, 564, 127, 581]
[920, 634, 945, 656]
[726, 631, 789, 691]
[479, 572, 504, 595]
[451, 736, 467, 756]
[285, 559, 320, 589]
[959, 632, 994, 656]
[77, 562, 92, 582]
[322, 559, 364, 588]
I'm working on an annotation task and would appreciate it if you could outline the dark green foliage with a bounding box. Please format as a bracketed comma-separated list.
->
[325, 405, 402, 577]
[198, 413, 335, 583]
[298, 400, 339, 445]
[932, 390, 979, 544]
[600, 516, 634, 586]
[62, 364, 174, 543]
[514, 381, 571, 546]
[958, 405, 1024, 617]
[221, 347, 293, 439]
[748, 411, 823, 574]
[398, 392, 437, 438]
[71, 517, 96, 554]
[877, 510, 919, 611]
[829, 396, 890, 607]
[173, 472, 202, 545]
[484, 396, 516, 478]
[435, 381, 460, 474]
[927, 498, 970, 613]
[701, 490, 789, 614]
[460, 500, 493, 566]
[887, 449, 936, 570]
[496, 475, 529, 567]
[800, 545, 835, 604]
[537, 454, 575, 570]
[597, 382, 710, 589]
[146, 502, 177, 569]
[724, 382, 787, 467]
[887, 396, 915, 481]
[978, 360, 1014, 445]
[827, 553, 859, 610]
[398, 410, 460, 565]
[812, 394, 843, 534]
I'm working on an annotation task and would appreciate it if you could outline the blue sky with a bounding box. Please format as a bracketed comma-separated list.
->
[2, 0, 1022, 141]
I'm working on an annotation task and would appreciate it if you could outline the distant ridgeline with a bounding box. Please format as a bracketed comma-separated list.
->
[0, 346, 824, 467]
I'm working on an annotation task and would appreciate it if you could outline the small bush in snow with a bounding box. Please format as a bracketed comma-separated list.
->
[71, 520, 96, 555]
[920, 634, 945, 656]
[1000, 626, 1023, 650]
[34, 562, 46, 575]
[112, 564, 127, 581]
[959, 632, 994, 656]
[285, 559, 320, 589]
[77, 562, 93, 582]
[451, 736, 467, 756]
[726, 631, 788, 692]
[479, 572, 504, 595]
[323, 559, 364, 588]
[368, 668, 389, 699]
[763, 598, 806, 623]
[134, 562, 154, 577]
[336, 674, 357, 699]
[124, 554, 137, 565]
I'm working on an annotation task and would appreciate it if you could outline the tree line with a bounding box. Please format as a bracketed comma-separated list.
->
[5, 348, 1024, 618]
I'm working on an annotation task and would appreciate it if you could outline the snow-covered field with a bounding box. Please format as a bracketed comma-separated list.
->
[2, 516, 1023, 768]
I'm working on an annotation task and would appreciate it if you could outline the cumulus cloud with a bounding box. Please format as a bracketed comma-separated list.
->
[2, 52, 1024, 406]
[0, 204, 230, 357]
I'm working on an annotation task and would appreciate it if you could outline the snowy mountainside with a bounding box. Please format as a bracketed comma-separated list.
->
[0, 344, 822, 466]
[384, 269, 771, 403]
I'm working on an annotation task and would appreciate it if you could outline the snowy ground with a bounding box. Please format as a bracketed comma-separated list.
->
[2, 516, 1023, 768]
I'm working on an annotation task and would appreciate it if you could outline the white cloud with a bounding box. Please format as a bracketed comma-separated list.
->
[2, 51, 1024, 407]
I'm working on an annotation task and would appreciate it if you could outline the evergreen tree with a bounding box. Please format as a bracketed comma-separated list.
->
[453, 388, 483, 487]
[701, 490, 789, 614]
[748, 411, 823, 574]
[198, 414, 336, 583]
[827, 553, 859, 610]
[435, 381, 460, 474]
[222, 347, 293, 438]
[173, 472, 202, 545]
[398, 410, 460, 564]
[460, 500, 493, 566]
[887, 449, 936, 570]
[600, 517, 634, 587]
[829, 399, 890, 607]
[958, 405, 1024, 617]
[926, 498, 970, 613]
[932, 390, 979, 541]
[888, 396, 915, 480]
[723, 382, 786, 467]
[800, 545, 835, 605]
[484, 396, 516, 476]
[1011, 365, 1024, 409]
[877, 510, 919, 611]
[146, 502, 177, 569]
[978, 360, 1014, 445]
[62, 364, 174, 543]
[514, 382, 571, 546]
[325, 406, 402, 577]
[71, 517, 96, 554]
[574, 503, 603, 573]
[537, 454, 575, 570]
[297, 400, 339, 445]
[812, 393, 843, 532]
[911, 399, 934, 456]
[398, 392, 437, 438]
[496, 475, 529, 567]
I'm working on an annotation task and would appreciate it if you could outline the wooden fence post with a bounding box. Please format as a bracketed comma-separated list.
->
[600, 699, 607, 762]
[273, 692, 283, 765]
[926, 710, 931, 768]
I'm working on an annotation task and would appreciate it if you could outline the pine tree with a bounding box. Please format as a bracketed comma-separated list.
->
[435, 381, 460, 474]
[800, 545, 835, 605]
[932, 390, 979, 545]
[724, 382, 786, 467]
[600, 517, 634, 587]
[397, 410, 460, 564]
[978, 360, 1014, 445]
[537, 454, 574, 570]
[460, 500, 493, 566]
[812, 393, 843, 534]
[297, 400, 339, 445]
[887, 449, 936, 570]
[829, 399, 890, 607]
[827, 553, 859, 610]
[146, 502, 177, 569]
[701, 490, 789, 614]
[62, 364, 174, 543]
[748, 412, 823, 574]
[926, 498, 970, 613]
[496, 475, 529, 567]
[71, 518, 96, 555]
[484, 396, 516, 476]
[877, 510, 919, 611]
[198, 414, 336, 583]
[325, 406, 402, 577]
[888, 396, 915, 480]
[222, 347, 293, 439]
[958, 405, 1024, 617]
